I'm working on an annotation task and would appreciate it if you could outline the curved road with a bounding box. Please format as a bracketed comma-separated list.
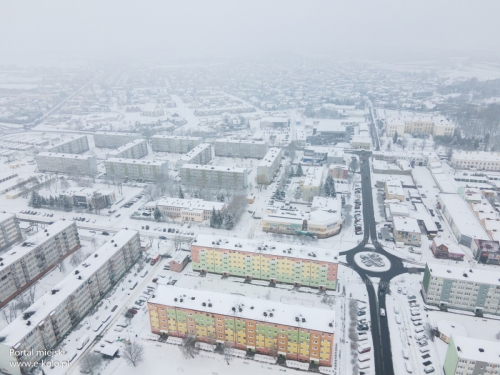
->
[340, 151, 423, 375]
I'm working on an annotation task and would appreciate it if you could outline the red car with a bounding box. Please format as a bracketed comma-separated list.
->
[152, 278, 158, 283]
[128, 308, 138, 315]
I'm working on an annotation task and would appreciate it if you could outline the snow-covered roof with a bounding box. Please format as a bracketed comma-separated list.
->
[36, 152, 95, 160]
[152, 135, 201, 141]
[180, 164, 247, 173]
[451, 335, 500, 364]
[311, 197, 341, 213]
[106, 139, 146, 156]
[178, 143, 212, 162]
[426, 263, 500, 286]
[149, 286, 335, 333]
[94, 131, 138, 136]
[452, 151, 500, 162]
[303, 167, 323, 187]
[146, 198, 225, 211]
[0, 212, 15, 223]
[106, 158, 167, 167]
[392, 216, 420, 233]
[215, 138, 267, 145]
[258, 148, 281, 167]
[437, 320, 467, 338]
[192, 234, 338, 262]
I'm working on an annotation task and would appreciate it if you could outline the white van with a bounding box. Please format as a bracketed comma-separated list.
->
[402, 349, 409, 359]
[405, 361, 413, 373]
[77, 335, 90, 350]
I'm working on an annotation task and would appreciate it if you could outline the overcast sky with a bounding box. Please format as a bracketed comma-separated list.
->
[1, 0, 500, 64]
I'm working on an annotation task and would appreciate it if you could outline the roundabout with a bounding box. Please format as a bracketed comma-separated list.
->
[354, 251, 391, 272]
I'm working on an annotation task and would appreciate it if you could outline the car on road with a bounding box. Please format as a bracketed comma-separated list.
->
[159, 236, 167, 240]
[357, 310, 366, 316]
[102, 231, 109, 236]
[380, 308, 385, 317]
[128, 309, 138, 315]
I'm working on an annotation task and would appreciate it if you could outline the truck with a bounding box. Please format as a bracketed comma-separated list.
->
[150, 254, 160, 266]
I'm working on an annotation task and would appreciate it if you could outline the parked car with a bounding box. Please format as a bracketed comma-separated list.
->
[102, 231, 109, 236]
[357, 310, 366, 316]
[417, 340, 428, 347]
[128, 309, 138, 315]
[159, 236, 167, 240]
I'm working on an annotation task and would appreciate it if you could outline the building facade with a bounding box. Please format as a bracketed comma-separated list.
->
[148, 286, 335, 366]
[105, 158, 168, 181]
[145, 198, 225, 222]
[35, 153, 98, 175]
[0, 230, 141, 375]
[385, 115, 455, 137]
[60, 187, 116, 209]
[191, 235, 338, 290]
[151, 135, 202, 153]
[47, 135, 89, 154]
[257, 148, 282, 185]
[180, 164, 248, 189]
[0, 221, 80, 308]
[392, 216, 421, 246]
[177, 143, 213, 166]
[422, 263, 500, 315]
[444, 335, 500, 375]
[0, 213, 22, 251]
[106, 139, 148, 159]
[451, 151, 500, 171]
[93, 131, 140, 149]
[301, 167, 324, 202]
[214, 139, 268, 159]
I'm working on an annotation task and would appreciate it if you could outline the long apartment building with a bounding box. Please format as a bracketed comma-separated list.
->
[148, 286, 335, 366]
[177, 143, 213, 166]
[0, 221, 80, 308]
[385, 114, 455, 137]
[145, 198, 225, 222]
[105, 158, 168, 181]
[257, 148, 282, 185]
[191, 235, 338, 290]
[180, 164, 248, 189]
[444, 335, 500, 375]
[422, 263, 500, 315]
[93, 131, 140, 148]
[0, 229, 141, 375]
[214, 139, 268, 158]
[151, 135, 202, 153]
[47, 135, 89, 154]
[451, 151, 500, 171]
[372, 150, 432, 167]
[35, 153, 98, 175]
[106, 139, 148, 159]
[0, 213, 22, 251]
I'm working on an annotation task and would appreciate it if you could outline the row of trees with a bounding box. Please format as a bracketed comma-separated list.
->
[209, 195, 247, 230]
[29, 191, 73, 210]
[322, 175, 336, 198]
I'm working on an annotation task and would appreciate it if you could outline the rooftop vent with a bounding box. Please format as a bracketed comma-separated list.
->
[202, 302, 206, 306]
[329, 323, 333, 327]
[208, 303, 212, 307]
[94, 254, 98, 258]
[74, 270, 79, 275]
[479, 348, 484, 352]
[191, 297, 195, 300]
[302, 318, 306, 323]
[263, 312, 268, 317]
[174, 298, 178, 302]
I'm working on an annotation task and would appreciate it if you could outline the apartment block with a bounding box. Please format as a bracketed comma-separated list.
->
[106, 139, 148, 159]
[93, 131, 140, 149]
[214, 139, 268, 158]
[191, 235, 338, 289]
[177, 143, 213, 166]
[151, 135, 202, 153]
[0, 221, 80, 308]
[301, 167, 324, 202]
[0, 213, 22, 251]
[451, 151, 500, 171]
[257, 148, 282, 185]
[145, 198, 225, 222]
[385, 114, 455, 137]
[444, 335, 500, 375]
[35, 152, 98, 175]
[0, 230, 141, 375]
[148, 286, 335, 366]
[422, 263, 500, 315]
[180, 164, 248, 189]
[47, 135, 89, 154]
[105, 158, 168, 181]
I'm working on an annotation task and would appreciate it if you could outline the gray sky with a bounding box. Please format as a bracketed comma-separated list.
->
[1, 0, 499, 63]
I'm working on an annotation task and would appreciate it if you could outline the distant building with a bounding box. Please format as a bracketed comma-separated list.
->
[260, 116, 288, 128]
[180, 164, 248, 189]
[35, 153, 98, 175]
[351, 136, 371, 150]
[326, 148, 345, 166]
[177, 143, 213, 166]
[214, 139, 268, 158]
[372, 150, 432, 167]
[451, 151, 500, 171]
[151, 135, 202, 153]
[384, 114, 455, 137]
[145, 198, 225, 222]
[392, 216, 421, 246]
[0, 213, 22, 251]
[106, 139, 148, 159]
[105, 158, 168, 181]
[328, 166, 348, 179]
[443, 335, 500, 375]
[168, 252, 189, 272]
[47, 135, 89, 154]
[93, 131, 140, 149]
[257, 148, 282, 185]
[142, 102, 164, 117]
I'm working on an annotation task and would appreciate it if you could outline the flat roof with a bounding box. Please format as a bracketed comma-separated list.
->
[181, 164, 247, 173]
[303, 167, 323, 187]
[258, 148, 281, 167]
[149, 286, 335, 333]
[452, 151, 500, 162]
[393, 216, 420, 233]
[106, 158, 167, 166]
[0, 229, 138, 346]
[427, 262, 500, 286]
[193, 234, 337, 262]
[146, 198, 225, 211]
[215, 138, 267, 145]
[94, 131, 139, 136]
[0, 212, 16, 223]
[152, 135, 201, 141]
[37, 152, 95, 160]
[179, 143, 212, 161]
[451, 335, 500, 364]
[107, 139, 146, 155]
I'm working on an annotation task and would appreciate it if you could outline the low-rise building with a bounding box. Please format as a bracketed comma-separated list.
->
[35, 153, 98, 175]
[372, 150, 432, 167]
[392, 216, 421, 246]
[350, 136, 371, 150]
[147, 286, 335, 366]
[180, 164, 248, 189]
[151, 135, 202, 153]
[328, 166, 348, 179]
[326, 148, 345, 166]
[191, 234, 338, 289]
[142, 102, 164, 117]
[145, 198, 225, 222]
[384, 114, 454, 137]
[422, 263, 500, 315]
[0, 230, 140, 375]
[451, 151, 500, 171]
[47, 135, 89, 154]
[168, 252, 189, 272]
[214, 139, 268, 158]
[444, 335, 500, 375]
[0, 221, 80, 308]
[93, 131, 140, 149]
[177, 143, 213, 166]
[106, 139, 148, 159]
[384, 178, 405, 201]
[431, 238, 465, 260]
[260, 116, 288, 128]
[105, 158, 168, 181]
[257, 148, 282, 185]
[301, 167, 324, 202]
[471, 239, 500, 264]
[0, 213, 22, 251]
[60, 187, 116, 209]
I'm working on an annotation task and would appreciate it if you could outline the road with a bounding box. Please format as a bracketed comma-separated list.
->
[340, 151, 423, 375]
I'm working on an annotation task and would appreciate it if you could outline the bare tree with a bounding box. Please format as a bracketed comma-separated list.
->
[27, 284, 37, 305]
[90, 236, 99, 252]
[180, 335, 199, 360]
[70, 248, 86, 267]
[79, 352, 102, 374]
[223, 341, 234, 365]
[123, 341, 144, 367]
[2, 303, 18, 324]
[55, 260, 66, 273]
[321, 295, 336, 309]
